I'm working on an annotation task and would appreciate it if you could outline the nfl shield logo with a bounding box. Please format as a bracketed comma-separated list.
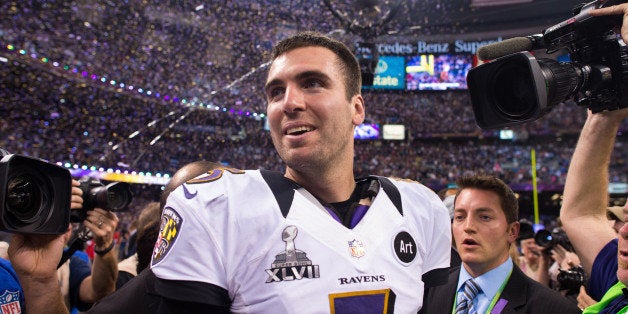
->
[348, 239, 365, 258]
[0, 290, 21, 314]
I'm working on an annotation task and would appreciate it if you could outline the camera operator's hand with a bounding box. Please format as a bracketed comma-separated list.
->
[78, 208, 119, 304]
[85, 208, 118, 251]
[71, 179, 83, 210]
[591, 3, 628, 43]
[8, 232, 69, 314]
[8, 233, 65, 279]
[537, 246, 552, 282]
[577, 286, 598, 311]
[550, 244, 582, 271]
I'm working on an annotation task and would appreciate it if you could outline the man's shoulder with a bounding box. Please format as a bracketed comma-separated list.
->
[589, 238, 619, 300]
[377, 176, 449, 222]
[158, 169, 291, 245]
[0, 259, 23, 314]
[0, 258, 20, 286]
[418, 266, 459, 314]
[503, 266, 580, 312]
[167, 168, 266, 202]
[380, 176, 429, 190]
[0, 258, 15, 273]
[177, 166, 255, 187]
[382, 176, 443, 203]
[173, 168, 292, 190]
[69, 254, 92, 279]
[372, 176, 437, 202]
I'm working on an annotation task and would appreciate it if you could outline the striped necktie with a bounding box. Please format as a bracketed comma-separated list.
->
[455, 278, 482, 314]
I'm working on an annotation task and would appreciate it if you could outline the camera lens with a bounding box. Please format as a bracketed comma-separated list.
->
[6, 173, 46, 223]
[538, 59, 581, 107]
[534, 229, 553, 248]
[105, 183, 131, 211]
[491, 62, 538, 120]
[88, 182, 131, 211]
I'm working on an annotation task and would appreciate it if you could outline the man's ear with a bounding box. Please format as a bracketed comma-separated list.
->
[508, 221, 520, 244]
[352, 94, 365, 126]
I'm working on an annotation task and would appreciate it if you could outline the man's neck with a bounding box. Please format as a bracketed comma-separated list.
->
[285, 167, 356, 203]
[463, 255, 511, 278]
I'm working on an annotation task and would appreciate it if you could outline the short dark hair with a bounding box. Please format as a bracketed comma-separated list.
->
[269, 31, 361, 99]
[517, 219, 535, 243]
[455, 175, 519, 224]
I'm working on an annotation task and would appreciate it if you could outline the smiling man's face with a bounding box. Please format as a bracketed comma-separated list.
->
[265, 46, 364, 177]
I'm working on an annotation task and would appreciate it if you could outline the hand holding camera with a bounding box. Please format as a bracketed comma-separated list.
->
[2, 150, 130, 313]
[550, 243, 581, 271]
[1, 148, 132, 271]
[84, 207, 119, 252]
[591, 2, 628, 42]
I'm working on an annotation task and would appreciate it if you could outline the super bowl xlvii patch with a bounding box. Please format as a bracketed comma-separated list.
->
[152, 207, 183, 266]
[0, 290, 21, 314]
[265, 226, 320, 283]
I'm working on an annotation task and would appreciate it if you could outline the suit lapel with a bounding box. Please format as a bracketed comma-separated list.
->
[495, 265, 528, 313]
[421, 266, 459, 314]
[439, 267, 460, 313]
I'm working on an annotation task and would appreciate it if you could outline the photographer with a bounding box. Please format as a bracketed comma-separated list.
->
[559, 6, 628, 312]
[517, 220, 551, 287]
[561, 105, 628, 312]
[7, 179, 119, 313]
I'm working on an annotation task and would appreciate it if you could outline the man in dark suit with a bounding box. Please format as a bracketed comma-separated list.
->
[420, 175, 579, 314]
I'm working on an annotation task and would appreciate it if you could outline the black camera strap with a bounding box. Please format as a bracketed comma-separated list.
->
[57, 225, 92, 269]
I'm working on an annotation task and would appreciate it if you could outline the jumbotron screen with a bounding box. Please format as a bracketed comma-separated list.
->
[405, 54, 473, 91]
[354, 123, 380, 140]
[366, 56, 405, 90]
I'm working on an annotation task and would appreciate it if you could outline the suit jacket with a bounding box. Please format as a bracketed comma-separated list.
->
[419, 264, 580, 314]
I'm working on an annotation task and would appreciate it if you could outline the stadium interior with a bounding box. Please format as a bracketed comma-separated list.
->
[1, 0, 626, 221]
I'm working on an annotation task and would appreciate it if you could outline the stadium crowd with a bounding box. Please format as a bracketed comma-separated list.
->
[2, 1, 626, 191]
[1, 58, 625, 188]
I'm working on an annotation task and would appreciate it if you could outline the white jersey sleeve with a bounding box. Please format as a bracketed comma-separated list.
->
[151, 168, 233, 288]
[383, 177, 452, 286]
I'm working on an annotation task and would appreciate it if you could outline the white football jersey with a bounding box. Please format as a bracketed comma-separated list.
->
[151, 168, 451, 313]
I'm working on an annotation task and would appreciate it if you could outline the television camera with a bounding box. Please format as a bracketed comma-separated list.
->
[0, 148, 132, 235]
[468, 0, 628, 129]
[0, 150, 71, 234]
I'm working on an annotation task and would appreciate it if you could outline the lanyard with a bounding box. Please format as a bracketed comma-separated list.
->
[451, 269, 513, 314]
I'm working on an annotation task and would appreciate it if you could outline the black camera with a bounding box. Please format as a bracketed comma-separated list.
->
[467, 0, 628, 129]
[557, 265, 587, 293]
[534, 228, 575, 252]
[71, 176, 132, 222]
[0, 151, 71, 234]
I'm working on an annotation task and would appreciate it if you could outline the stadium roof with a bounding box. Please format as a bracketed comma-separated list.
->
[326, 0, 587, 41]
